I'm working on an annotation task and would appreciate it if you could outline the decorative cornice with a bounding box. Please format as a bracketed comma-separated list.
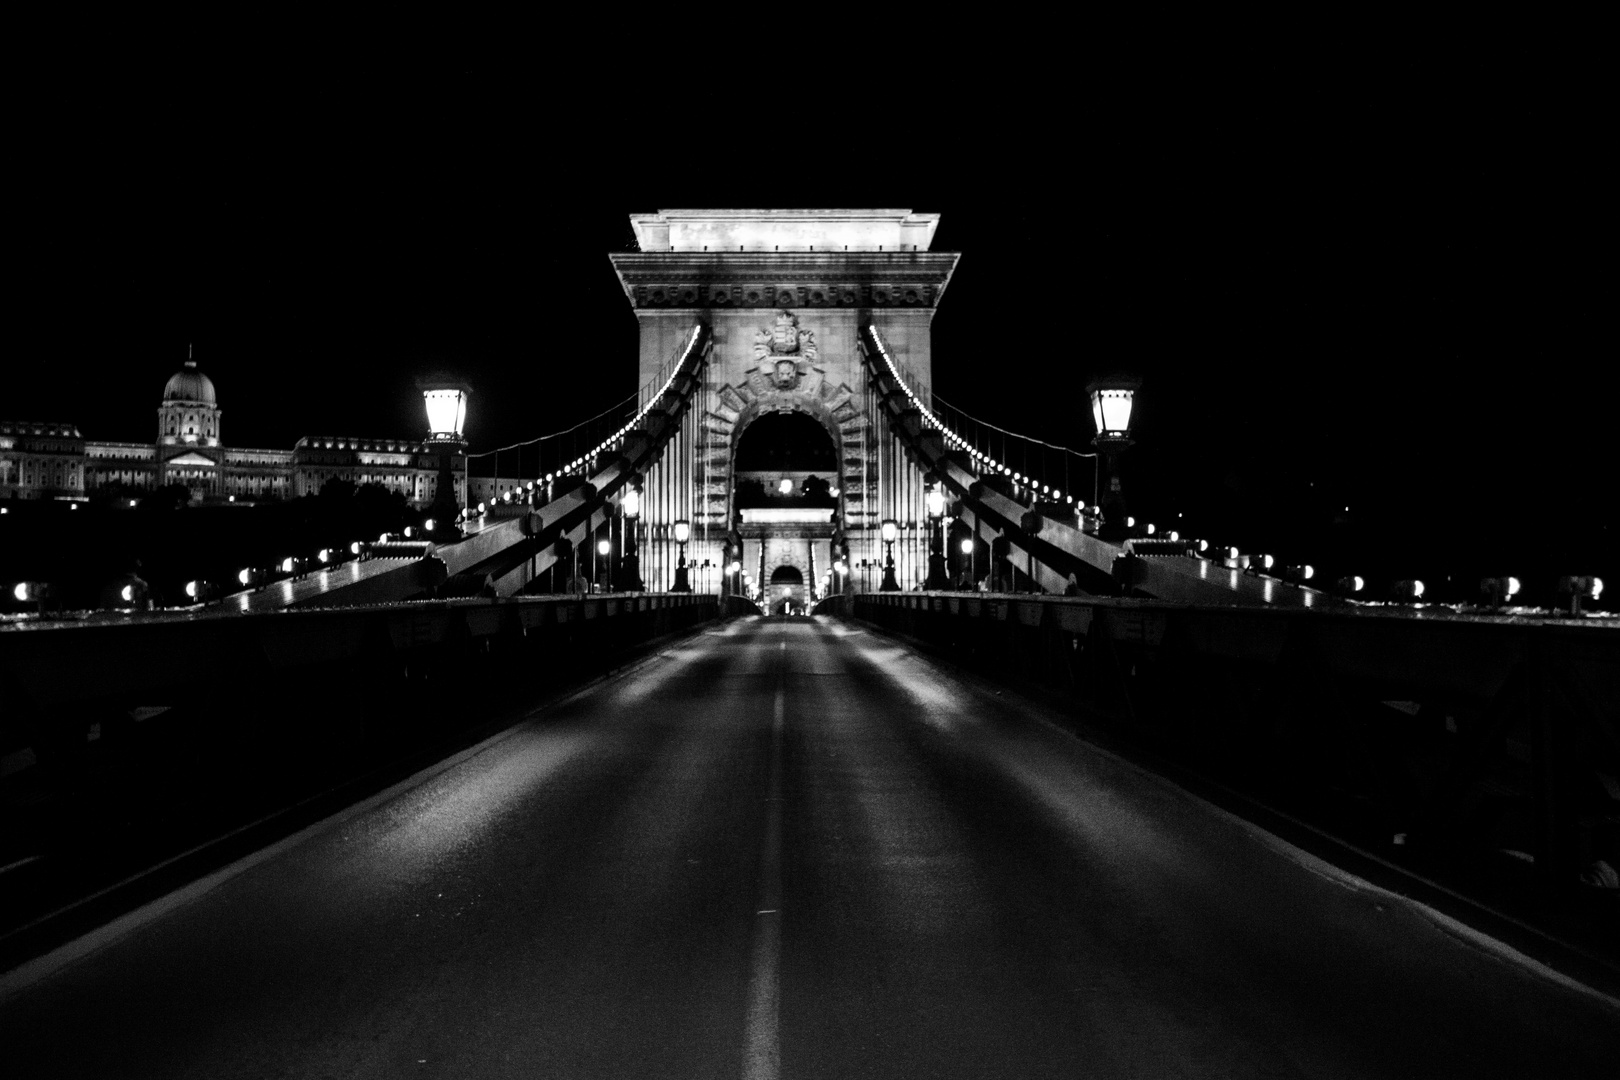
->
[609, 252, 959, 310]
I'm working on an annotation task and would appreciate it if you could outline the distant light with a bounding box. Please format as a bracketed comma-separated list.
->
[281, 557, 296, 573]
[1506, 576, 1521, 598]
[228, 496, 235, 503]
[403, 526, 414, 538]
[778, 478, 793, 495]
[379, 532, 390, 544]
[12, 582, 28, 602]
[478, 502, 486, 514]
[350, 541, 363, 555]
[185, 580, 202, 599]
[1257, 553, 1275, 570]
[1145, 523, 1156, 536]
[120, 584, 135, 603]
[318, 548, 331, 563]
[1126, 516, 1136, 528]
[1227, 546, 1240, 560]
[238, 568, 252, 585]
[960, 538, 973, 554]
[424, 519, 435, 532]
[596, 539, 610, 556]
[1303, 565, 1315, 580]
[1393, 579, 1425, 601]
[69, 503, 78, 511]
[1168, 531, 1179, 542]
[1596, 577, 1605, 599]
[926, 488, 946, 517]
[623, 488, 641, 517]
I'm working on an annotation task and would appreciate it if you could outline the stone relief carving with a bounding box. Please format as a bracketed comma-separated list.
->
[746, 310, 820, 395]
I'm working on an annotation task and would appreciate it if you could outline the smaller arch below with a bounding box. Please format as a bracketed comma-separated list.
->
[769, 565, 804, 585]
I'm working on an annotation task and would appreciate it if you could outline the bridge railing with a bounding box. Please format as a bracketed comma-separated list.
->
[852, 590, 1620, 905]
[859, 324, 1313, 606]
[0, 591, 721, 956]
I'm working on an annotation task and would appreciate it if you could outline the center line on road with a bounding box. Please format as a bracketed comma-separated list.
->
[742, 638, 787, 1080]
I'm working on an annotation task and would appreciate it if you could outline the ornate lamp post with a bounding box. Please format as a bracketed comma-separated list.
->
[617, 486, 644, 592]
[419, 378, 471, 541]
[671, 519, 692, 592]
[925, 487, 949, 589]
[1086, 375, 1141, 543]
[880, 518, 901, 591]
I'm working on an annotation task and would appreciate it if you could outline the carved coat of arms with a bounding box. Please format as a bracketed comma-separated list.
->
[751, 310, 818, 391]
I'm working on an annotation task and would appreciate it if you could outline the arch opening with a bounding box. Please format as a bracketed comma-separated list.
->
[769, 564, 804, 585]
[734, 410, 838, 509]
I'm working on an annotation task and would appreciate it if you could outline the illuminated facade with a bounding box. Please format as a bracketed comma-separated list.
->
[1, 361, 464, 509]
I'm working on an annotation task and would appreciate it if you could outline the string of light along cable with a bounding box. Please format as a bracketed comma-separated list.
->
[867, 326, 1090, 510]
[557, 324, 703, 480]
[467, 390, 642, 462]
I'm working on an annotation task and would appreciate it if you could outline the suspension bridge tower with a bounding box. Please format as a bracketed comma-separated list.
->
[611, 210, 959, 606]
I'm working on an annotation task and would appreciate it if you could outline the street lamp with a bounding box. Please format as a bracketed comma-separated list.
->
[959, 536, 975, 588]
[925, 487, 949, 589]
[880, 518, 900, 591]
[672, 519, 692, 592]
[419, 376, 471, 541]
[618, 486, 644, 592]
[596, 537, 611, 592]
[1086, 374, 1140, 543]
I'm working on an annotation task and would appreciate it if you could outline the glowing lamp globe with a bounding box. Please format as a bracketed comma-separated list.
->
[1086, 375, 1142, 442]
[778, 478, 793, 495]
[623, 488, 641, 518]
[960, 538, 973, 555]
[421, 384, 470, 441]
[926, 489, 946, 518]
[673, 520, 691, 544]
[881, 519, 899, 544]
[597, 539, 611, 556]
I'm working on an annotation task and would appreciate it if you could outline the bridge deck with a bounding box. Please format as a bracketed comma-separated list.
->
[2, 617, 1614, 1077]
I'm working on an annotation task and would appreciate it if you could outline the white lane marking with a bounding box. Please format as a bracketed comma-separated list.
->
[742, 647, 786, 1080]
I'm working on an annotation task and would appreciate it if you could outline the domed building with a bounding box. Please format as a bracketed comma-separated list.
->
[3, 357, 463, 509]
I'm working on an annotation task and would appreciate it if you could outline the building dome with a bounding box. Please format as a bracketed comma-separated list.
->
[162, 360, 217, 404]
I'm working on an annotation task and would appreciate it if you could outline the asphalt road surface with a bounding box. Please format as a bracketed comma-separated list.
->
[2, 616, 1616, 1078]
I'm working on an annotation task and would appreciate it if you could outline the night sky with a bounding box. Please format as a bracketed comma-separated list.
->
[10, 63, 1609, 591]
